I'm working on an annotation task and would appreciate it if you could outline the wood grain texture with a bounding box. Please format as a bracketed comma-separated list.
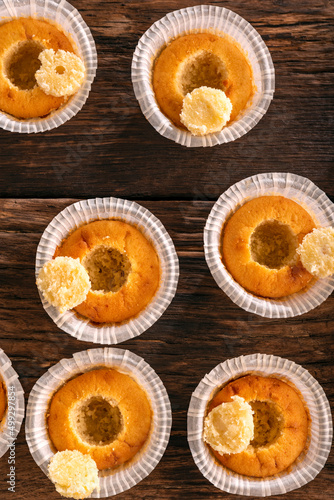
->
[0, 199, 333, 500]
[0, 0, 333, 499]
[0, 0, 333, 200]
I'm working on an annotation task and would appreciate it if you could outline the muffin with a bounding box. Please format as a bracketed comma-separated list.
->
[188, 353, 332, 495]
[36, 198, 179, 344]
[133, 5, 274, 146]
[222, 196, 316, 298]
[27, 348, 171, 496]
[54, 220, 161, 324]
[153, 32, 255, 132]
[206, 375, 309, 478]
[204, 173, 334, 317]
[47, 368, 152, 470]
[0, 17, 85, 119]
[0, 380, 7, 425]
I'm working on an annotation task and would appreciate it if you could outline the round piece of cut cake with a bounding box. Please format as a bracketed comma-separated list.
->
[297, 227, 334, 278]
[180, 86, 232, 135]
[204, 395, 254, 455]
[36, 49, 85, 97]
[36, 256, 91, 313]
[48, 450, 99, 499]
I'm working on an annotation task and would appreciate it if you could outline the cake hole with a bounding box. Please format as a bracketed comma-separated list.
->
[73, 396, 123, 446]
[250, 401, 284, 448]
[5, 40, 44, 90]
[177, 51, 228, 95]
[83, 245, 131, 293]
[250, 220, 298, 269]
[55, 65, 65, 74]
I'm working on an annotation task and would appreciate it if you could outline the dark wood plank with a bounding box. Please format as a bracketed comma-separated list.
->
[0, 199, 332, 500]
[0, 0, 333, 199]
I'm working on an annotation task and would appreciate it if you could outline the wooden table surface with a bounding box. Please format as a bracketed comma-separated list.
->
[0, 1, 333, 499]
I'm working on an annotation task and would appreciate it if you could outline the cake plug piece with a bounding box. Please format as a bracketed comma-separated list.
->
[204, 395, 254, 454]
[36, 49, 85, 97]
[180, 86, 232, 136]
[48, 450, 99, 499]
[298, 227, 334, 278]
[36, 256, 91, 313]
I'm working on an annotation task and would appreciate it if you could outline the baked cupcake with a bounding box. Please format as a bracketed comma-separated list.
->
[153, 32, 255, 133]
[204, 173, 334, 317]
[205, 375, 309, 478]
[53, 220, 161, 324]
[0, 18, 84, 119]
[0, 0, 97, 133]
[188, 354, 332, 496]
[26, 348, 172, 497]
[48, 368, 152, 470]
[0, 349, 25, 459]
[0, 379, 7, 427]
[36, 197, 179, 344]
[132, 5, 274, 147]
[222, 195, 316, 298]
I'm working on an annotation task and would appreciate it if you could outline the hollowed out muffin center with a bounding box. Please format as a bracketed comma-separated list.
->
[73, 396, 123, 446]
[5, 40, 44, 90]
[250, 401, 284, 448]
[250, 220, 298, 269]
[83, 245, 131, 293]
[178, 51, 228, 96]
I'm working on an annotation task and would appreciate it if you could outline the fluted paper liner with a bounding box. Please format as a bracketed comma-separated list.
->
[188, 353, 333, 496]
[132, 5, 274, 147]
[0, 0, 97, 133]
[35, 197, 179, 344]
[204, 172, 334, 318]
[26, 347, 172, 497]
[0, 348, 25, 458]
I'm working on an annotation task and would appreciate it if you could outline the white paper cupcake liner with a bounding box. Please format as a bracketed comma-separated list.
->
[26, 347, 172, 497]
[0, 0, 97, 133]
[188, 353, 333, 497]
[204, 172, 334, 318]
[35, 197, 179, 344]
[132, 5, 274, 147]
[0, 349, 25, 458]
